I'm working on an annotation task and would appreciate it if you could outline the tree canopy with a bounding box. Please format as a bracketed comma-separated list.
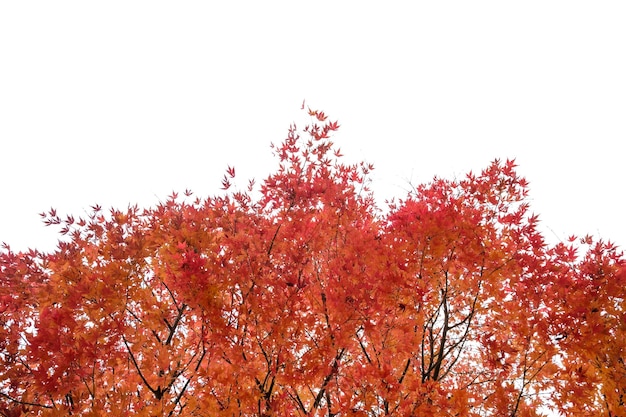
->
[1, 107, 625, 416]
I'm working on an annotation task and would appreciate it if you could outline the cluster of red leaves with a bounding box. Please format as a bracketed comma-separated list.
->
[1, 107, 625, 416]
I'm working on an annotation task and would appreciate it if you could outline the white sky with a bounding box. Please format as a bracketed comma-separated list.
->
[1, 2, 624, 254]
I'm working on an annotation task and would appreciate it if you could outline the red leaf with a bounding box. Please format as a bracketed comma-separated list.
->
[328, 120, 340, 131]
[221, 176, 231, 190]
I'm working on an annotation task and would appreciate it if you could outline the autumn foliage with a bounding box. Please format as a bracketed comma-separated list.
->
[1, 107, 625, 416]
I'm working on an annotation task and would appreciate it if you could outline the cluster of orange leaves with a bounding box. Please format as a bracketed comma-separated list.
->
[1, 107, 625, 416]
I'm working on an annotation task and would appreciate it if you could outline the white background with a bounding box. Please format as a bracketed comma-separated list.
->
[1, 2, 624, 253]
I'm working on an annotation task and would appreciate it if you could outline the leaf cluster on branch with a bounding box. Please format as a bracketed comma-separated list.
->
[1, 106, 625, 416]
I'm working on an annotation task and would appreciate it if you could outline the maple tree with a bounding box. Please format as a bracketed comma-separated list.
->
[1, 106, 624, 416]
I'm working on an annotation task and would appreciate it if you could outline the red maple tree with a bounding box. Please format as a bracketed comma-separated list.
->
[1, 107, 624, 416]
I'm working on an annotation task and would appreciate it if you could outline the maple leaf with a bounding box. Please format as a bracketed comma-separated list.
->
[221, 175, 231, 190]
